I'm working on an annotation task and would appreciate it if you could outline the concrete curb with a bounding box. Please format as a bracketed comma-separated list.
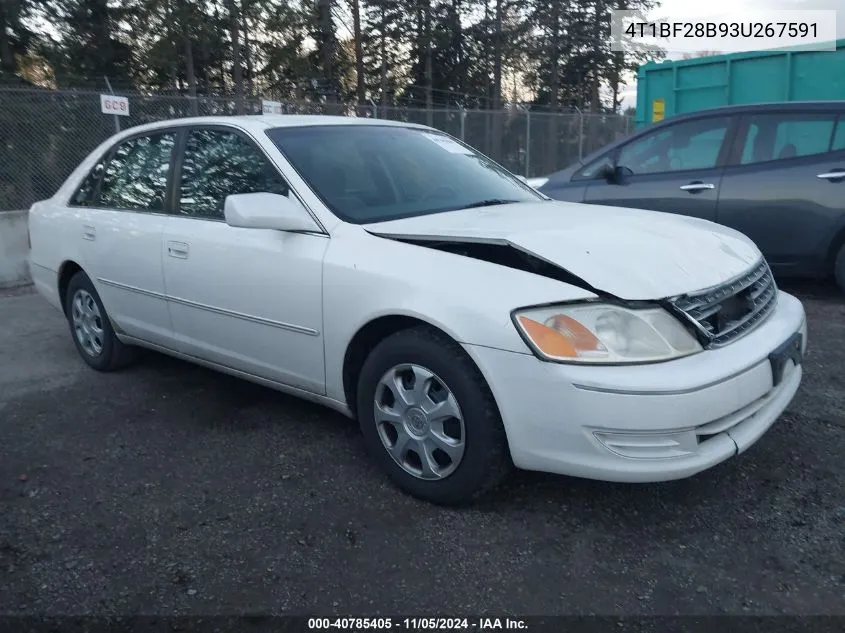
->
[0, 210, 32, 289]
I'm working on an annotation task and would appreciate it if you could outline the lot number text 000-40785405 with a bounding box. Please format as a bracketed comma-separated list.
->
[306, 617, 529, 630]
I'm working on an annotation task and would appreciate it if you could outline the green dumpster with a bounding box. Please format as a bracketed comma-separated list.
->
[635, 40, 845, 128]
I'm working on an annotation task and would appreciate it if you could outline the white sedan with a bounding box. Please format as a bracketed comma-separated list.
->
[27, 115, 807, 505]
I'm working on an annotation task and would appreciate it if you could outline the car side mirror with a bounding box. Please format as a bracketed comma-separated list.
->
[599, 163, 616, 183]
[601, 163, 628, 185]
[224, 192, 321, 233]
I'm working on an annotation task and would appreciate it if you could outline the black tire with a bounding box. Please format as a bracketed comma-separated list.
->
[835, 244, 845, 294]
[356, 325, 512, 505]
[64, 270, 136, 372]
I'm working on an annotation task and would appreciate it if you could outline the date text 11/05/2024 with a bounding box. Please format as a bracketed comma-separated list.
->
[307, 618, 528, 630]
[624, 21, 818, 39]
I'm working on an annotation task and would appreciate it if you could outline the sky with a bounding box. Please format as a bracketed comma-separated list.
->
[618, 0, 845, 110]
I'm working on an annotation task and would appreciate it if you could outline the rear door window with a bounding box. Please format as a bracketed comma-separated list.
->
[739, 112, 839, 165]
[96, 133, 177, 211]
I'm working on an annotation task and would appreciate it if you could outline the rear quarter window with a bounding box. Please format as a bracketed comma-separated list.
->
[69, 157, 107, 207]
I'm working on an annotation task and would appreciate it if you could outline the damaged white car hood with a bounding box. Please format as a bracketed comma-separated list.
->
[363, 201, 762, 301]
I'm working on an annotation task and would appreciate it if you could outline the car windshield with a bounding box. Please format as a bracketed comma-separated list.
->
[265, 124, 544, 223]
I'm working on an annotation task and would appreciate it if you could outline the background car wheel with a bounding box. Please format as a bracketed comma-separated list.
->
[834, 244, 845, 293]
[356, 325, 511, 505]
[64, 271, 136, 372]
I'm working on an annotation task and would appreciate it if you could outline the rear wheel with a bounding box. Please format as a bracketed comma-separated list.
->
[356, 325, 511, 505]
[65, 271, 136, 371]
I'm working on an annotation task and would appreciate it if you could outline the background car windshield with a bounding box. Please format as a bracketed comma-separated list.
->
[266, 125, 542, 223]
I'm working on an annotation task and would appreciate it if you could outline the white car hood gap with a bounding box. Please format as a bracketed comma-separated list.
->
[363, 201, 761, 301]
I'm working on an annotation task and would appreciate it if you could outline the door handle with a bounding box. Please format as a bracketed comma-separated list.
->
[679, 182, 716, 192]
[817, 171, 845, 180]
[167, 241, 189, 259]
[82, 225, 96, 241]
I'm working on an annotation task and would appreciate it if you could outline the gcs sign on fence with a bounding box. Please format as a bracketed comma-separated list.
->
[100, 94, 130, 117]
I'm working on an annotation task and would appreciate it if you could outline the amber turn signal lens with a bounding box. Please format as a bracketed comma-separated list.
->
[518, 315, 605, 359]
[518, 316, 578, 358]
[547, 315, 604, 352]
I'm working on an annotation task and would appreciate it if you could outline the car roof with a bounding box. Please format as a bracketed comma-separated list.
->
[662, 100, 845, 122]
[543, 100, 845, 180]
[117, 114, 431, 137]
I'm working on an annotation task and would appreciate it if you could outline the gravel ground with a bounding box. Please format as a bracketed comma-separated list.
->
[0, 282, 843, 617]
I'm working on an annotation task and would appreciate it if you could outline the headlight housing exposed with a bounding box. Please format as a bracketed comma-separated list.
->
[513, 303, 702, 364]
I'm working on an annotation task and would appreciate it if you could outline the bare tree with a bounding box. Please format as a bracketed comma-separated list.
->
[350, 0, 366, 106]
[225, 0, 244, 112]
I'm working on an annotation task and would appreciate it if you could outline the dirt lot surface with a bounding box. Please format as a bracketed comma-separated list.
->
[1, 282, 843, 616]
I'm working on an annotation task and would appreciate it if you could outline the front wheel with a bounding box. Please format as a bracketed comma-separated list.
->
[356, 326, 511, 505]
[64, 271, 136, 371]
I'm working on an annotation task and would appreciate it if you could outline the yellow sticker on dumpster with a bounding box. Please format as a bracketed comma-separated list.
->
[652, 99, 665, 122]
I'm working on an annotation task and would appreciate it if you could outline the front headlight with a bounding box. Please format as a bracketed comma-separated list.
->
[512, 303, 702, 364]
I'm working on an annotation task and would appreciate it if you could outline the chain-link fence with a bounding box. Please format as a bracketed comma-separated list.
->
[0, 88, 633, 212]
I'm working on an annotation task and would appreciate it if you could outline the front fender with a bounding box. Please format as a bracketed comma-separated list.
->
[321, 225, 596, 402]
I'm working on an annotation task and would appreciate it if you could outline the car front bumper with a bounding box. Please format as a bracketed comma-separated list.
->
[464, 290, 807, 482]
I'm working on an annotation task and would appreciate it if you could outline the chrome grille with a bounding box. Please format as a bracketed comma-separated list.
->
[670, 259, 777, 348]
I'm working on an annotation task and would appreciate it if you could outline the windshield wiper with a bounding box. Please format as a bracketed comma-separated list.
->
[461, 199, 520, 210]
